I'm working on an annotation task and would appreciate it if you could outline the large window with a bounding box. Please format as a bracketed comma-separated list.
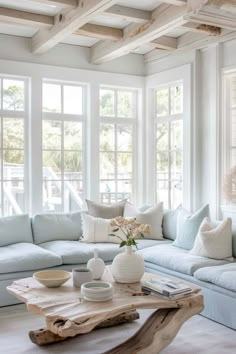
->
[42, 80, 85, 212]
[0, 76, 28, 216]
[155, 83, 183, 209]
[222, 73, 236, 206]
[99, 87, 136, 203]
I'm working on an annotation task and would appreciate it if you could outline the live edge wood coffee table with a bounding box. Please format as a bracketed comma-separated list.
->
[7, 267, 204, 354]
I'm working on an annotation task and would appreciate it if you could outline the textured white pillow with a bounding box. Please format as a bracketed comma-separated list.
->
[190, 217, 233, 260]
[86, 199, 126, 219]
[124, 202, 163, 240]
[81, 213, 125, 244]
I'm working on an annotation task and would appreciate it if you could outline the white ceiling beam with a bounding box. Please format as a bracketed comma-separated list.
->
[150, 36, 177, 50]
[29, 0, 78, 8]
[32, 0, 119, 54]
[0, 7, 53, 27]
[104, 5, 151, 24]
[0, 7, 122, 41]
[91, 5, 188, 64]
[144, 28, 236, 63]
[75, 23, 122, 41]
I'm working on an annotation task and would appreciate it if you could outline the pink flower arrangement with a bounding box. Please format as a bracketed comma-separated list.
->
[110, 216, 151, 248]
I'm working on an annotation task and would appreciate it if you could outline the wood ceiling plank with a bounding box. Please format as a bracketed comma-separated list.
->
[104, 5, 151, 24]
[91, 5, 188, 64]
[29, 0, 78, 8]
[185, 12, 236, 31]
[0, 6, 53, 27]
[32, 0, 119, 54]
[182, 22, 221, 35]
[75, 23, 122, 41]
[150, 36, 177, 50]
[160, 0, 187, 5]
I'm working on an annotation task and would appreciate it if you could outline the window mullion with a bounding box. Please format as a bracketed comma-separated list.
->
[1, 117, 3, 216]
[114, 123, 118, 202]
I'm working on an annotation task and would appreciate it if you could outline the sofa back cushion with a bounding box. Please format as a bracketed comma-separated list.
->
[32, 212, 83, 244]
[0, 214, 33, 247]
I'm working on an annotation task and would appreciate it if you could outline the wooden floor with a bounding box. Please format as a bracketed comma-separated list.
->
[0, 305, 236, 354]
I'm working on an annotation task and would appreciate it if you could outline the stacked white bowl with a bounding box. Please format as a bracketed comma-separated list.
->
[81, 281, 113, 302]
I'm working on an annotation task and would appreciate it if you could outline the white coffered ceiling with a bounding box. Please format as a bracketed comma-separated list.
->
[0, 0, 235, 64]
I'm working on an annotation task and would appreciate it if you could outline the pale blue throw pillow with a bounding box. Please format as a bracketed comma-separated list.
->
[173, 205, 209, 250]
[162, 206, 181, 240]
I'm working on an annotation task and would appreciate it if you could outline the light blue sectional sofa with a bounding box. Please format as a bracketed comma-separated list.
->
[0, 211, 236, 330]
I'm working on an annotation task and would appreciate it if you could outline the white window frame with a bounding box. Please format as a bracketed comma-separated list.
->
[146, 64, 192, 210]
[99, 85, 138, 204]
[221, 68, 236, 219]
[154, 81, 183, 209]
[42, 78, 87, 212]
[0, 74, 29, 216]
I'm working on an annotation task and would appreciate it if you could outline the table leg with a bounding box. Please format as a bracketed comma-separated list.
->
[104, 296, 204, 354]
[29, 310, 140, 346]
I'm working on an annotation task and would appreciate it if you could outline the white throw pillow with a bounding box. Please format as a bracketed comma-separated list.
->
[124, 202, 163, 240]
[81, 213, 125, 244]
[190, 217, 233, 260]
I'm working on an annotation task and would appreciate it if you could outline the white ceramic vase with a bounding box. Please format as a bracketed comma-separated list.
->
[87, 248, 105, 280]
[111, 246, 144, 283]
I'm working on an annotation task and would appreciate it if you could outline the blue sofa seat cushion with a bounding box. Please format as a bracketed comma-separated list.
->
[40, 239, 168, 265]
[32, 212, 83, 244]
[0, 243, 62, 274]
[0, 214, 33, 246]
[138, 244, 230, 276]
[194, 263, 236, 292]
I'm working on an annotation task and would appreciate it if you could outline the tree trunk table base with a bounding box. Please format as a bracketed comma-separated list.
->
[29, 310, 139, 346]
[7, 267, 204, 353]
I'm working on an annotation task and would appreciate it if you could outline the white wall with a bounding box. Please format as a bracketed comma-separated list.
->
[0, 34, 145, 76]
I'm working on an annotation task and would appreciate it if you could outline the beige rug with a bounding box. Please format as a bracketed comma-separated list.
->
[0, 305, 235, 354]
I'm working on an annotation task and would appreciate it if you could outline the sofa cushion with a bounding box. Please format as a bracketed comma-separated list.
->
[0, 214, 33, 247]
[0, 243, 62, 274]
[138, 244, 229, 276]
[173, 205, 209, 250]
[190, 217, 233, 260]
[32, 212, 83, 244]
[162, 207, 181, 240]
[86, 199, 126, 219]
[40, 239, 167, 265]
[194, 263, 236, 292]
[123, 202, 163, 239]
[81, 213, 123, 243]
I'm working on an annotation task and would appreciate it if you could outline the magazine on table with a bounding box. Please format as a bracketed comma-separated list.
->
[142, 278, 193, 299]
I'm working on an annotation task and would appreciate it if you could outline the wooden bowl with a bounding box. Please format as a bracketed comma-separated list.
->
[33, 270, 71, 288]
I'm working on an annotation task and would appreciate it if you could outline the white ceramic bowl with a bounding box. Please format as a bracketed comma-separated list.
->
[33, 270, 71, 288]
[81, 281, 113, 302]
